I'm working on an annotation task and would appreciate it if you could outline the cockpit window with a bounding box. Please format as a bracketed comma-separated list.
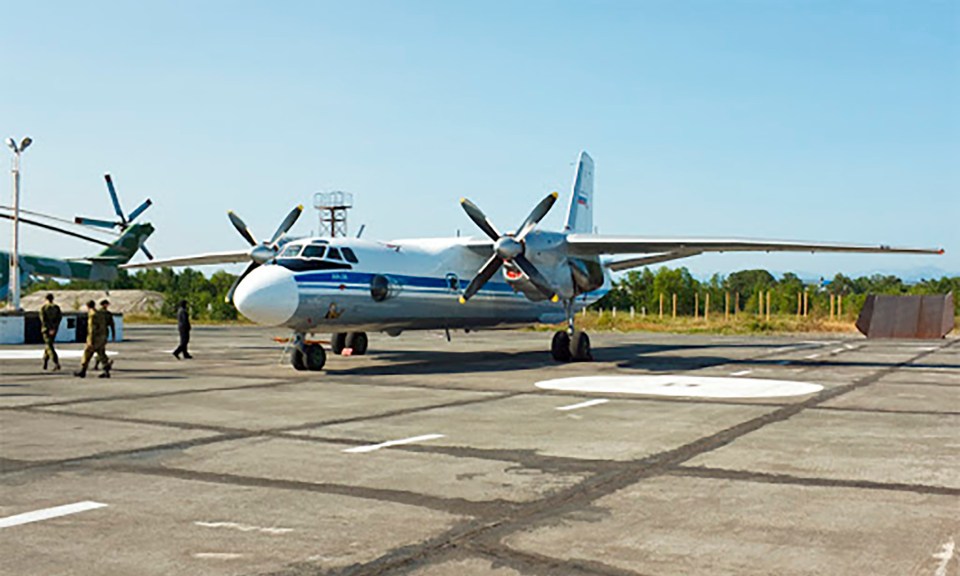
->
[327, 248, 343, 261]
[341, 247, 358, 263]
[279, 245, 302, 258]
[301, 245, 326, 259]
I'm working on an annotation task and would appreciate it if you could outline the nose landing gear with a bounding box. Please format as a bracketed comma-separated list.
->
[551, 299, 592, 362]
[290, 333, 327, 371]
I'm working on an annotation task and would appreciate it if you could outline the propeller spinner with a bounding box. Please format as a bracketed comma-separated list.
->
[224, 205, 304, 302]
[458, 192, 560, 303]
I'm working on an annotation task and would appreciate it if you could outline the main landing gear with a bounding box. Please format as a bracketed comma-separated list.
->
[330, 332, 368, 356]
[551, 300, 592, 362]
[290, 332, 369, 372]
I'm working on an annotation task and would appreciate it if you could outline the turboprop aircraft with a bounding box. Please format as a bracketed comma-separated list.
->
[0, 173, 154, 298]
[123, 151, 943, 371]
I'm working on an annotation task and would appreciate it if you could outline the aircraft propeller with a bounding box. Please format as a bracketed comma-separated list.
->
[458, 192, 559, 303]
[75, 174, 154, 260]
[224, 205, 304, 302]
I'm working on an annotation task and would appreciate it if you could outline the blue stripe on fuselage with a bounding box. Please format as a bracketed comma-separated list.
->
[293, 271, 515, 293]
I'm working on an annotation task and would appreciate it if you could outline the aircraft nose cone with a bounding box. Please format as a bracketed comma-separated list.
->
[234, 265, 299, 326]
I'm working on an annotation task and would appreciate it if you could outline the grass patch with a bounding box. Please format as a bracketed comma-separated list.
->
[532, 311, 861, 335]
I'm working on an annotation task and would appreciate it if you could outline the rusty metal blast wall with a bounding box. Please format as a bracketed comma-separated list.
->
[856, 293, 955, 339]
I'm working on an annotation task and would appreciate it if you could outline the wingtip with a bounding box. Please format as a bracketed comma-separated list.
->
[938, 248, 945, 255]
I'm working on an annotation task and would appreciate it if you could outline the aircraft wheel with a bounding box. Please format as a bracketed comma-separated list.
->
[291, 348, 307, 371]
[331, 333, 347, 355]
[303, 343, 327, 371]
[551, 331, 572, 362]
[569, 330, 592, 362]
[346, 332, 368, 355]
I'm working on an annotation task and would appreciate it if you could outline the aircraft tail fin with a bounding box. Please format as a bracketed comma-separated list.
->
[564, 151, 594, 233]
[94, 223, 155, 264]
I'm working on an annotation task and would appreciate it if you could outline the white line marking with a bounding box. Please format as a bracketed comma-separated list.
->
[843, 344, 857, 350]
[831, 348, 845, 354]
[730, 370, 753, 376]
[343, 433, 445, 454]
[0, 501, 107, 529]
[933, 538, 955, 576]
[537, 376, 823, 399]
[805, 353, 821, 359]
[194, 521, 292, 535]
[556, 398, 609, 411]
[0, 350, 118, 360]
[194, 552, 244, 560]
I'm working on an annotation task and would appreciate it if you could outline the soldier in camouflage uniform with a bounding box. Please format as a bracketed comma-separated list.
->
[74, 299, 115, 379]
[39, 293, 62, 371]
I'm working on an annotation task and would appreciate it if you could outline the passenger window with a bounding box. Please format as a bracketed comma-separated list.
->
[342, 247, 358, 263]
[279, 245, 301, 258]
[302, 245, 326, 259]
[327, 248, 343, 261]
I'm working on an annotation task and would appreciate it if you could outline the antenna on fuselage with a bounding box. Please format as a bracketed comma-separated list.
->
[313, 191, 353, 238]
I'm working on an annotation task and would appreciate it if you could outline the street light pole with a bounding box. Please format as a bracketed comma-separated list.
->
[6, 136, 31, 311]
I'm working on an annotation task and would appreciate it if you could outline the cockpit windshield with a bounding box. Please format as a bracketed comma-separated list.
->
[279, 244, 302, 258]
[275, 242, 358, 272]
[301, 245, 327, 259]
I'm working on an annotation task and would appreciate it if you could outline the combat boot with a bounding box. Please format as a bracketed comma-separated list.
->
[43, 357, 49, 370]
[53, 363, 61, 372]
[74, 369, 86, 378]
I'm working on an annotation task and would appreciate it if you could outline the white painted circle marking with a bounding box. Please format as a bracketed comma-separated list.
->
[536, 375, 823, 399]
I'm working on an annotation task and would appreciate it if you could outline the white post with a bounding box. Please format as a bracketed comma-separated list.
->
[6, 140, 26, 311]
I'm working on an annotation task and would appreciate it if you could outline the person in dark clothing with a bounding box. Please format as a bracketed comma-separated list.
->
[173, 299, 192, 359]
[40, 293, 63, 371]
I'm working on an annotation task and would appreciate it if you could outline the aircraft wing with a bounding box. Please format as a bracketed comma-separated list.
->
[564, 235, 944, 271]
[120, 250, 250, 269]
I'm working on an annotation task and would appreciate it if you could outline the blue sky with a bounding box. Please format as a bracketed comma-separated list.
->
[3, 0, 958, 279]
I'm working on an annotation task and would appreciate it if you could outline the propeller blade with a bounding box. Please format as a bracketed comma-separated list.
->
[226, 261, 260, 303]
[460, 198, 501, 242]
[140, 244, 154, 260]
[515, 191, 559, 241]
[228, 211, 258, 247]
[127, 198, 153, 222]
[0, 213, 113, 247]
[459, 254, 502, 303]
[513, 254, 557, 300]
[104, 174, 126, 224]
[268, 205, 304, 246]
[75, 216, 121, 229]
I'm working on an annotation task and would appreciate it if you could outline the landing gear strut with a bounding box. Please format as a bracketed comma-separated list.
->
[551, 299, 592, 362]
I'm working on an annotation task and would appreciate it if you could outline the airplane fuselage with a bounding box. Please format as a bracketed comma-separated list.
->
[232, 234, 610, 335]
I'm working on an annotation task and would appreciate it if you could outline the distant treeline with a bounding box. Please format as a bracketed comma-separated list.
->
[28, 269, 240, 321]
[596, 268, 960, 318]
[25, 267, 960, 321]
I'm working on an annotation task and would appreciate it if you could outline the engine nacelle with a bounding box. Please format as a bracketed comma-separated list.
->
[502, 263, 552, 301]
[568, 257, 605, 293]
